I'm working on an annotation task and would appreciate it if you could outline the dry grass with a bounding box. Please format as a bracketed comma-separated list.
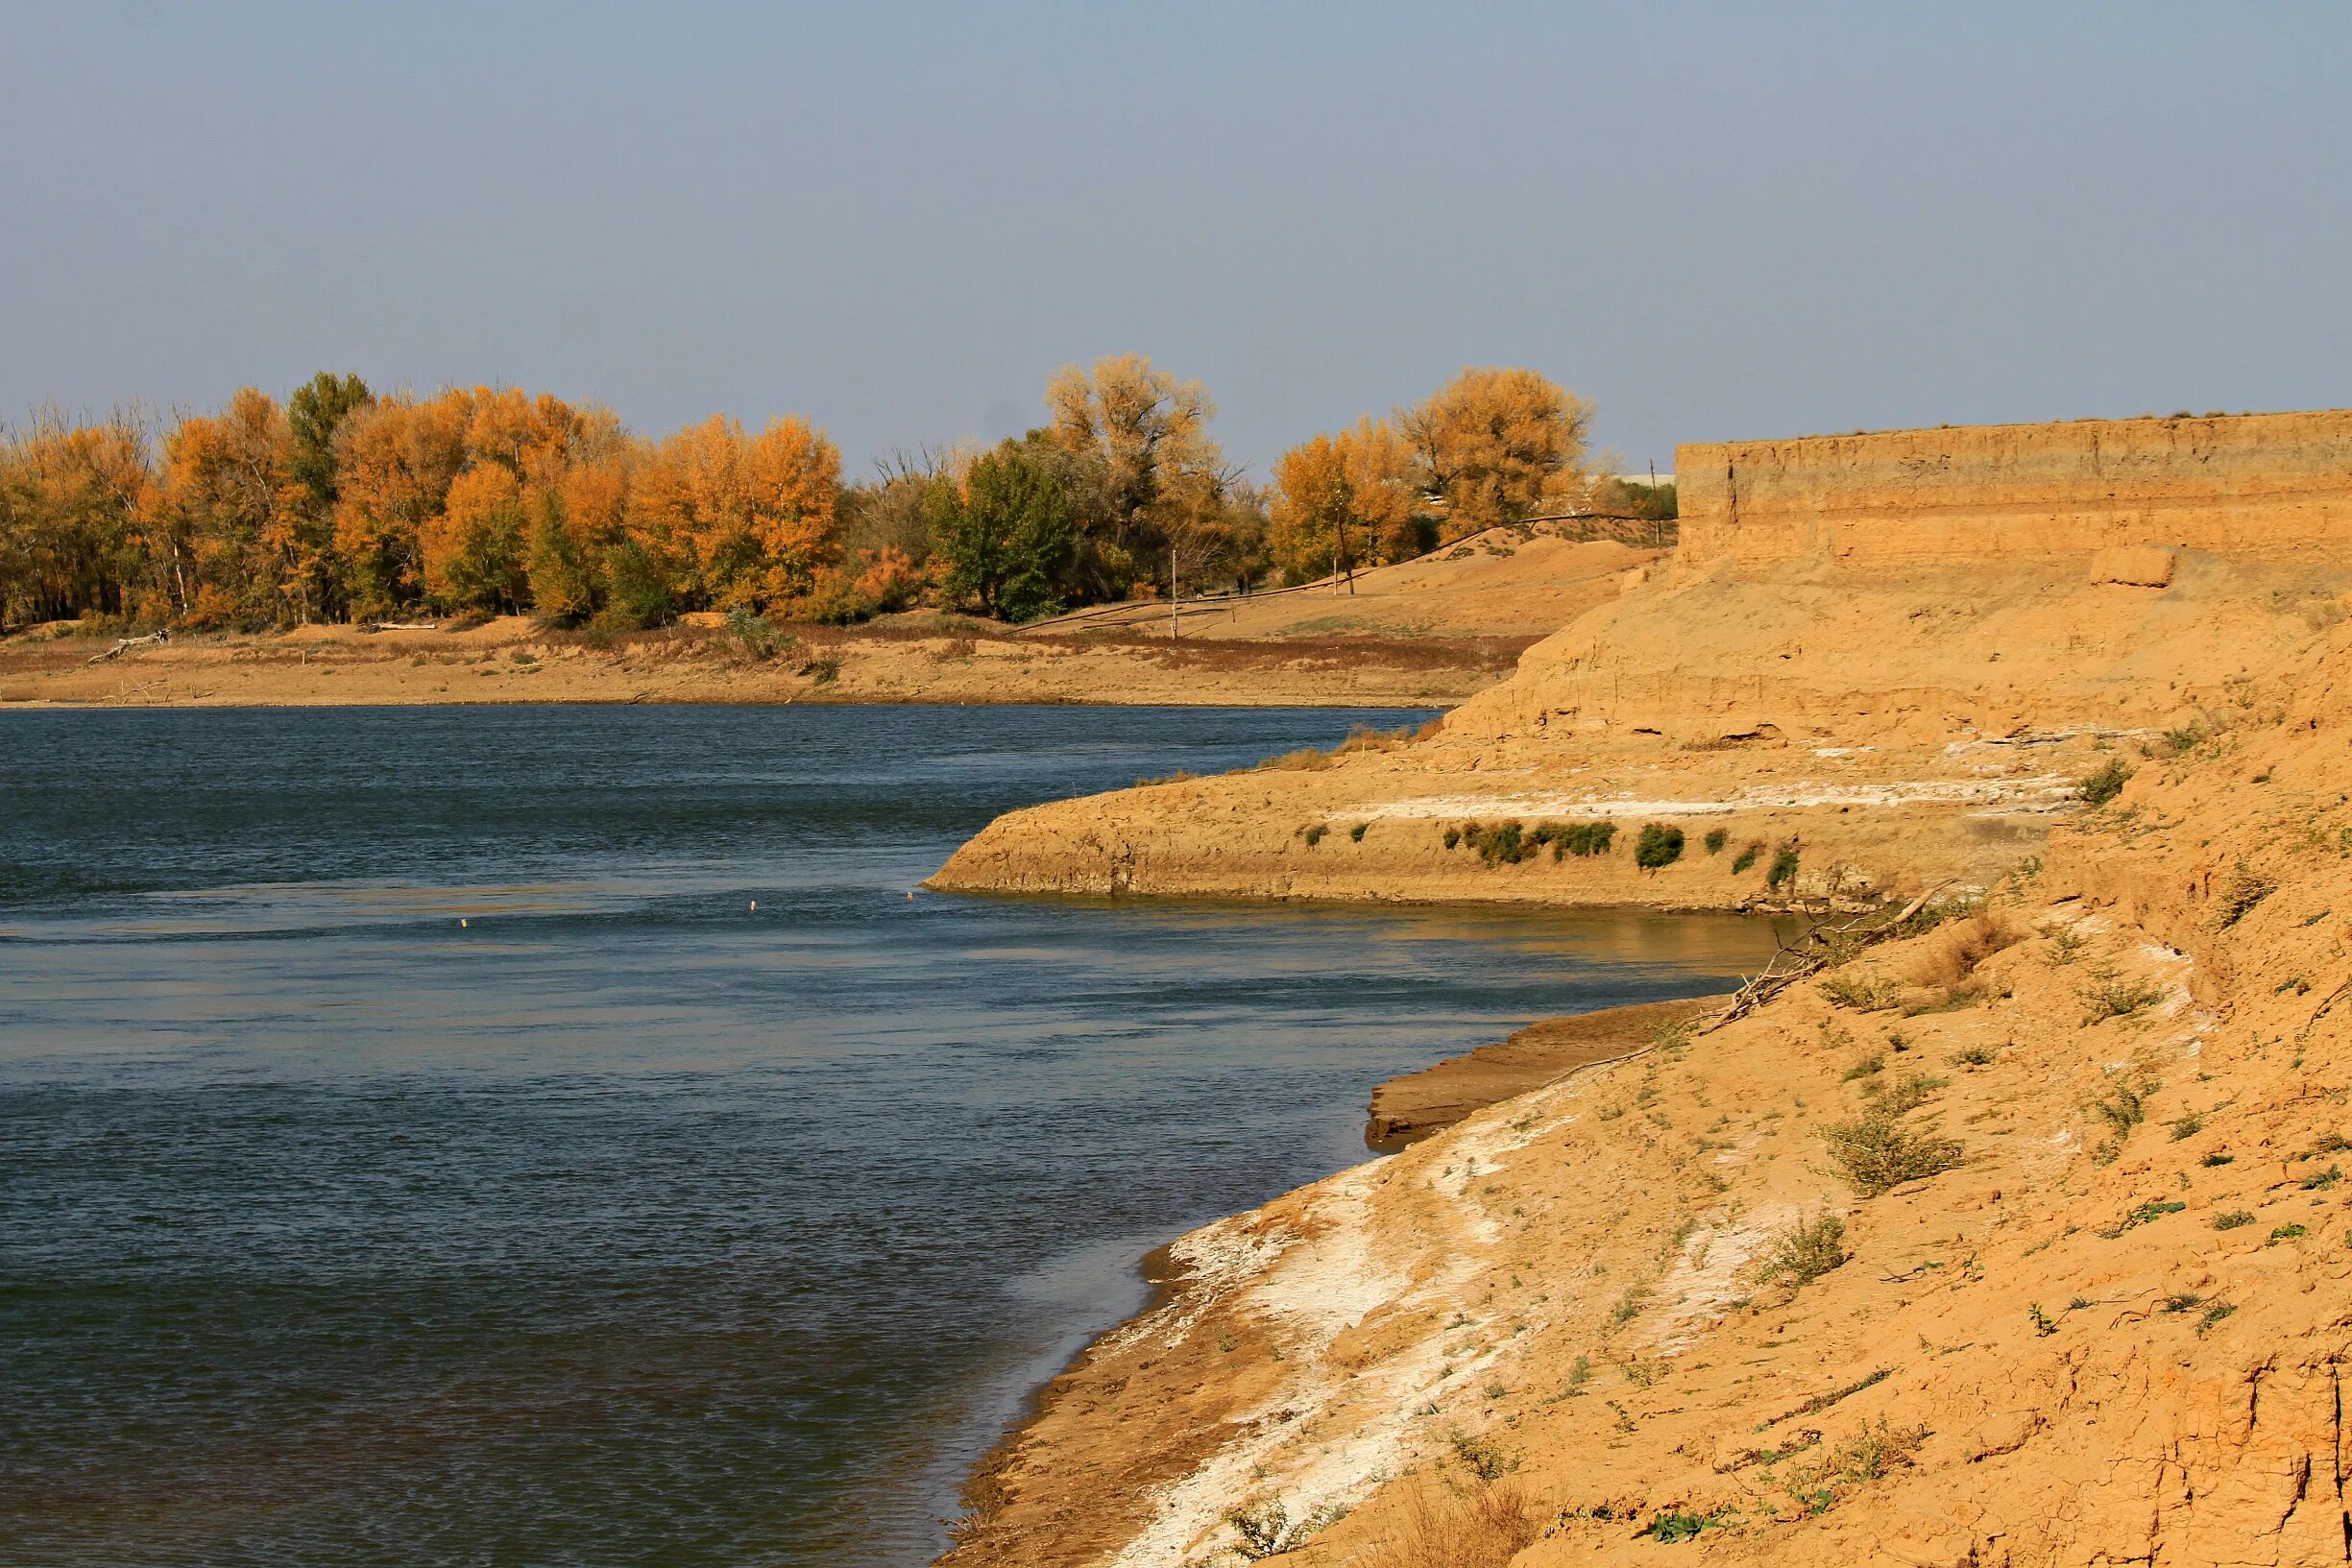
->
[1903, 908, 2024, 989]
[1354, 1483, 1537, 1568]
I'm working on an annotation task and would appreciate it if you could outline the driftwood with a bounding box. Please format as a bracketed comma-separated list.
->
[85, 630, 169, 663]
[1706, 884, 1948, 1032]
[361, 620, 441, 633]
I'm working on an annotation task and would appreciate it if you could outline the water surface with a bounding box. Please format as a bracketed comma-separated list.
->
[0, 705, 1780, 1566]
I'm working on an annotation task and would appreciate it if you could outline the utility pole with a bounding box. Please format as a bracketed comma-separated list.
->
[1169, 544, 1178, 641]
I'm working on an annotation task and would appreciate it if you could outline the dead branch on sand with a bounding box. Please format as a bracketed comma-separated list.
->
[1708, 884, 1947, 1031]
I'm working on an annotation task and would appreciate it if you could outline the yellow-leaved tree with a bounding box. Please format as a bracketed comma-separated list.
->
[1397, 367, 1592, 540]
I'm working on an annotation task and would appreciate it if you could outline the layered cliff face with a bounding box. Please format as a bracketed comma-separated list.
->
[941, 620, 2352, 1568]
[934, 414, 2352, 910]
[1677, 410, 2352, 570]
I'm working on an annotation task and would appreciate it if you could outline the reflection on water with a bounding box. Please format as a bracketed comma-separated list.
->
[0, 705, 1783, 1567]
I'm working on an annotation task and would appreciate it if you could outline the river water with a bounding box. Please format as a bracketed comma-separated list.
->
[0, 705, 1780, 1566]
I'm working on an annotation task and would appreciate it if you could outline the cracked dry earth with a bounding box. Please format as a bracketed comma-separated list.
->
[939, 628, 2352, 1567]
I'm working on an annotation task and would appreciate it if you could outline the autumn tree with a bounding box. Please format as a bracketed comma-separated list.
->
[158, 389, 326, 625]
[1397, 367, 1592, 539]
[1268, 432, 1357, 586]
[331, 393, 470, 615]
[0, 412, 157, 625]
[1045, 353, 1227, 598]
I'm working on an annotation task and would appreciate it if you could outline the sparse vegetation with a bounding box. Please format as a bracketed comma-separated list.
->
[1705, 827, 1730, 855]
[2042, 925, 2090, 964]
[2092, 1076, 2152, 1137]
[1301, 824, 1328, 847]
[1447, 1427, 1519, 1483]
[1841, 1053, 1885, 1082]
[1349, 821, 1369, 842]
[1819, 1106, 1963, 1196]
[1866, 1072, 1949, 1115]
[1755, 1212, 1847, 1287]
[1732, 840, 1764, 875]
[2079, 975, 2167, 1025]
[2076, 757, 2134, 807]
[1766, 844, 1801, 891]
[1951, 1044, 1997, 1068]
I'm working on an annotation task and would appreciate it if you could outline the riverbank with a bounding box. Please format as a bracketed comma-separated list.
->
[938, 630, 2352, 1564]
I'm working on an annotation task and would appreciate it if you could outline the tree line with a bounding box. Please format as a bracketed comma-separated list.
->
[1, 356, 1667, 633]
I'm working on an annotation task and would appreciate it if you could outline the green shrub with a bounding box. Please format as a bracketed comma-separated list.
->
[1301, 824, 1328, 847]
[1731, 840, 1764, 875]
[1635, 823, 1685, 871]
[1553, 820, 1617, 859]
[1821, 973, 1903, 1011]
[1705, 827, 1730, 855]
[1639, 1507, 1734, 1542]
[1349, 822, 1368, 843]
[1443, 827, 1461, 850]
[1819, 1107, 1962, 1196]
[2076, 757, 2133, 807]
[1766, 845, 1801, 891]
[1951, 1044, 1997, 1067]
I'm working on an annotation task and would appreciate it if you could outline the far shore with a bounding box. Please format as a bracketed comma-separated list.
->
[0, 615, 1532, 712]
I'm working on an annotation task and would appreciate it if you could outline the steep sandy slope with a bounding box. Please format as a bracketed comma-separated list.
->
[941, 623, 2352, 1568]
[934, 549, 2348, 910]
[1024, 535, 1661, 641]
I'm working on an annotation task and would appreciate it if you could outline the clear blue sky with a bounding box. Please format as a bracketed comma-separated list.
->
[3, 2, 2346, 476]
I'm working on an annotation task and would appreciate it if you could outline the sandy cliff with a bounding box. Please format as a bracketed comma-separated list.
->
[940, 615, 2352, 1568]
[934, 414, 2352, 911]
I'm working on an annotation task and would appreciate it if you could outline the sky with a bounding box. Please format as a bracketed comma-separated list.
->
[2, 1, 2347, 478]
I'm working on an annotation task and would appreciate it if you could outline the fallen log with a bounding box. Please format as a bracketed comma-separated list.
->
[85, 630, 170, 663]
[360, 620, 441, 633]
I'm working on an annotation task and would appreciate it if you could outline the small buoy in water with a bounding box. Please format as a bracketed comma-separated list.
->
[460, 918, 469, 929]
[749, 900, 758, 912]
[906, 889, 914, 903]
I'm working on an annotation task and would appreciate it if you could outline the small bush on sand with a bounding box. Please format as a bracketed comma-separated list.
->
[2076, 757, 2134, 807]
[1336, 724, 1413, 755]
[2213, 1210, 2255, 1230]
[1300, 824, 1328, 847]
[1766, 844, 1802, 891]
[2213, 862, 2275, 928]
[1951, 1044, 1997, 1068]
[1755, 1212, 1847, 1287]
[1732, 840, 1764, 875]
[1635, 823, 1685, 871]
[2092, 1076, 2152, 1137]
[1821, 972, 1903, 1011]
[1705, 827, 1730, 855]
[1256, 746, 1335, 772]
[2079, 975, 2168, 1025]
[1819, 1107, 1963, 1196]
[1349, 822, 1369, 842]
